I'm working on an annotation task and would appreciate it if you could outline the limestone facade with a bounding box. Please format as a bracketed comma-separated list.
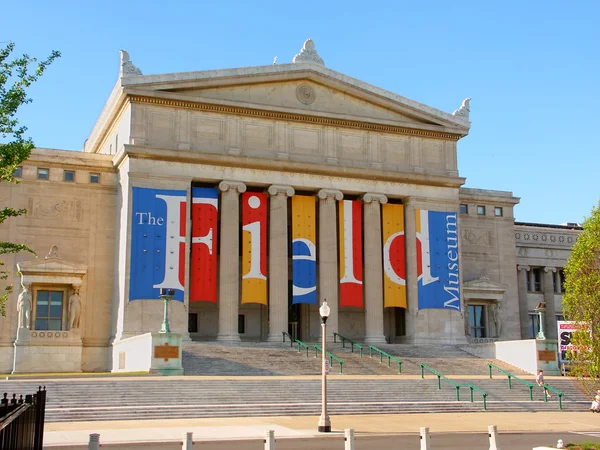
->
[0, 42, 580, 372]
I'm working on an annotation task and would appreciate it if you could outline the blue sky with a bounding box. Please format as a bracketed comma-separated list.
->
[3, 0, 598, 224]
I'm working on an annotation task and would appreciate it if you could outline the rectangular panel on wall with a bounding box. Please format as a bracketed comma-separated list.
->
[382, 203, 407, 308]
[339, 200, 363, 308]
[130, 187, 187, 301]
[291, 195, 317, 305]
[241, 192, 267, 305]
[190, 187, 218, 303]
[416, 210, 460, 311]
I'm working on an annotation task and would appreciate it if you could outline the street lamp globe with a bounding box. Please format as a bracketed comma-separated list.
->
[319, 300, 330, 320]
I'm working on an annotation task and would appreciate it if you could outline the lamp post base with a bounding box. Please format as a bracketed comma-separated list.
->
[318, 425, 331, 433]
[318, 414, 331, 433]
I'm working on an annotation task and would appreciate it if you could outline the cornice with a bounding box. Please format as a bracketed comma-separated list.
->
[122, 145, 466, 189]
[129, 95, 463, 142]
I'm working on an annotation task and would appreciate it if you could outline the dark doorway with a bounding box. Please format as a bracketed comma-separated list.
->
[395, 307, 406, 337]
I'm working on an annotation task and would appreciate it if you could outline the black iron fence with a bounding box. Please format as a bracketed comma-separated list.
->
[0, 386, 46, 450]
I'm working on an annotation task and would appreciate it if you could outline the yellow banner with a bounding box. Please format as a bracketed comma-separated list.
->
[382, 203, 407, 308]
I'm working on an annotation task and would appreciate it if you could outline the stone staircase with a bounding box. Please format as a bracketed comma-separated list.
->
[183, 341, 529, 377]
[0, 377, 588, 423]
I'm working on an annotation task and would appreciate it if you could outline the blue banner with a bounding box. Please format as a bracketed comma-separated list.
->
[417, 210, 460, 311]
[130, 187, 187, 301]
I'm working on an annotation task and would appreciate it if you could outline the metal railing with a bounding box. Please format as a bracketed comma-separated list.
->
[488, 363, 564, 410]
[283, 332, 310, 357]
[368, 345, 403, 373]
[282, 331, 294, 347]
[313, 344, 344, 374]
[333, 333, 364, 356]
[0, 386, 46, 450]
[295, 339, 310, 358]
[420, 363, 488, 410]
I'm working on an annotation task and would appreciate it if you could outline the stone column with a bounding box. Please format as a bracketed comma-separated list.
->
[217, 181, 246, 342]
[404, 198, 418, 339]
[318, 189, 343, 340]
[266, 185, 295, 342]
[543, 266, 557, 340]
[362, 193, 387, 344]
[554, 270, 562, 294]
[517, 265, 530, 339]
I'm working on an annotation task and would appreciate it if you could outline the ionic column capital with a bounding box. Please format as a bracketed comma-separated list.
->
[362, 193, 388, 205]
[317, 189, 343, 201]
[219, 180, 246, 194]
[543, 266, 557, 273]
[517, 265, 530, 272]
[268, 185, 295, 197]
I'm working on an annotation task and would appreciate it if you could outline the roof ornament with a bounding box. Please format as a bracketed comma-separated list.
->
[120, 50, 142, 77]
[273, 56, 278, 65]
[292, 39, 325, 66]
[45, 245, 59, 259]
[452, 98, 471, 119]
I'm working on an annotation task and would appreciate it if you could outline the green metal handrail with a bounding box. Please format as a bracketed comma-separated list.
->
[333, 333, 364, 357]
[295, 339, 309, 358]
[488, 363, 564, 410]
[368, 345, 403, 374]
[313, 344, 344, 374]
[282, 331, 294, 347]
[420, 363, 488, 410]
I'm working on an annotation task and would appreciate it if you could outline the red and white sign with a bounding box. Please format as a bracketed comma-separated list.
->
[557, 321, 588, 363]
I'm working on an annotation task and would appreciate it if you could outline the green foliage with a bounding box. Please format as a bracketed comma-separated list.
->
[563, 199, 600, 397]
[0, 42, 60, 316]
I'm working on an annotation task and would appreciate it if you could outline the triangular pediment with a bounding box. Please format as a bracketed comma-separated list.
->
[17, 246, 87, 277]
[463, 275, 507, 302]
[122, 64, 470, 135]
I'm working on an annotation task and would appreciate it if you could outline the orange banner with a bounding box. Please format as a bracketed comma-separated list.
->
[382, 203, 407, 308]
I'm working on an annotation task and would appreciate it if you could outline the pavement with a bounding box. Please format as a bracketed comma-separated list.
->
[43, 411, 600, 447]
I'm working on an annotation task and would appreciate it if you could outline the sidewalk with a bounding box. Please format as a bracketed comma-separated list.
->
[44, 411, 600, 447]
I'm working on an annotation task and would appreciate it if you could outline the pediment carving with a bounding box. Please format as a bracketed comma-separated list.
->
[463, 273, 506, 302]
[17, 246, 87, 286]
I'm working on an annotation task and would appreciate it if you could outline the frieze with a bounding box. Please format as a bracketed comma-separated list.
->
[27, 198, 82, 221]
[514, 231, 576, 247]
[461, 228, 492, 247]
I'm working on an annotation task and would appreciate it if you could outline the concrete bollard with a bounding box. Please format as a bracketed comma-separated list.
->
[88, 433, 100, 450]
[488, 425, 501, 450]
[344, 428, 355, 450]
[420, 427, 431, 450]
[182, 432, 193, 450]
[265, 429, 275, 450]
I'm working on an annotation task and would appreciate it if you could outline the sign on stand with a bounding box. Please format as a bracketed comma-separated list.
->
[558, 321, 587, 363]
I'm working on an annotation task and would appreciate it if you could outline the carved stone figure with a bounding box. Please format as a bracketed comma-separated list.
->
[464, 306, 471, 336]
[68, 289, 82, 330]
[17, 283, 32, 329]
[492, 303, 502, 337]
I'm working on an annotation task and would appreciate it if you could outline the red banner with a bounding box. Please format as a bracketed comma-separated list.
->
[339, 200, 363, 308]
[241, 192, 268, 305]
[190, 187, 218, 302]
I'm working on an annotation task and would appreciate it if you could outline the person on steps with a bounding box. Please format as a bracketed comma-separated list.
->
[590, 390, 600, 412]
[536, 370, 551, 399]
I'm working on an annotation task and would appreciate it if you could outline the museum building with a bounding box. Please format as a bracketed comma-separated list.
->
[0, 40, 581, 373]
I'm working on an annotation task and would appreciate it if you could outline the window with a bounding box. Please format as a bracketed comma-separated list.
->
[238, 314, 245, 334]
[37, 168, 49, 180]
[14, 166, 22, 178]
[89, 173, 100, 183]
[529, 313, 540, 339]
[468, 305, 487, 338]
[556, 314, 564, 322]
[34, 290, 64, 330]
[527, 268, 542, 292]
[63, 170, 75, 182]
[494, 207, 503, 217]
[188, 313, 198, 333]
[477, 205, 486, 215]
[559, 270, 566, 293]
[459, 204, 468, 214]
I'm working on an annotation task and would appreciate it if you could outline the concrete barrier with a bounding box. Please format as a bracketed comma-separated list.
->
[344, 428, 355, 450]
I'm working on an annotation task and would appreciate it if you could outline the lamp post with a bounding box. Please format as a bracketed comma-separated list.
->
[318, 300, 331, 433]
[159, 288, 175, 333]
[535, 302, 546, 340]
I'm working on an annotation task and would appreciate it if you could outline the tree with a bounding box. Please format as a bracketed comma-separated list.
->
[563, 199, 600, 396]
[0, 42, 60, 315]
